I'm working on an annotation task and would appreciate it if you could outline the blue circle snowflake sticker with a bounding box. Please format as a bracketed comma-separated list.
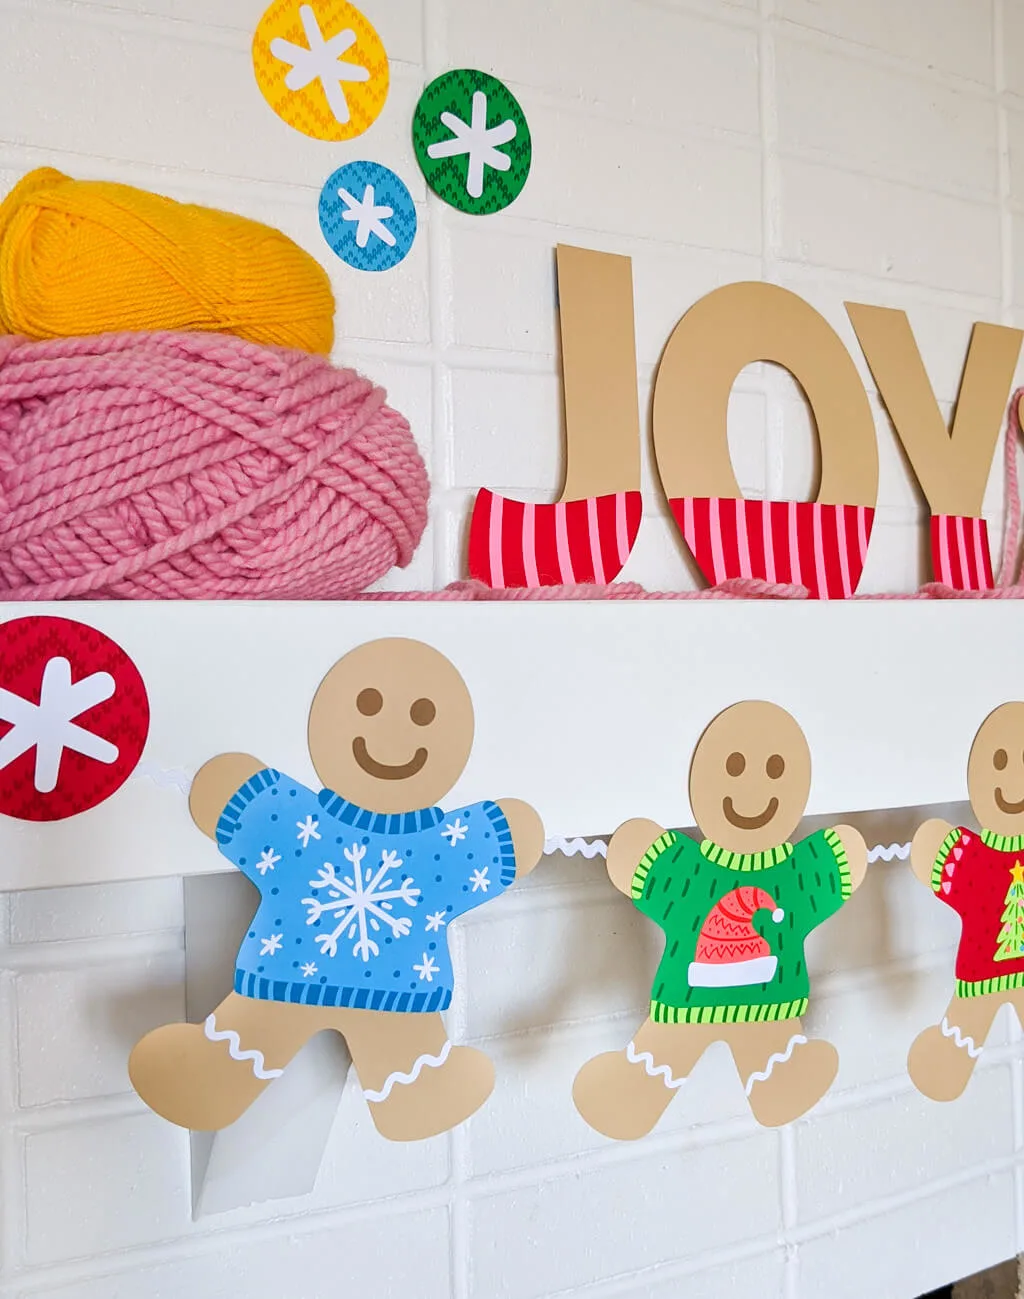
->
[318, 161, 417, 272]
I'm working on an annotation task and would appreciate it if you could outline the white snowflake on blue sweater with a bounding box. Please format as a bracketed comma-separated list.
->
[302, 844, 420, 961]
[214, 769, 517, 1013]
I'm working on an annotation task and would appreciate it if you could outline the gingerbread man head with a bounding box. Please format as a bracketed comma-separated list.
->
[966, 702, 1024, 837]
[307, 638, 475, 814]
[689, 701, 811, 852]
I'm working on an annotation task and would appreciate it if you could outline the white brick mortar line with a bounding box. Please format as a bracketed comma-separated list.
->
[0, 932, 183, 973]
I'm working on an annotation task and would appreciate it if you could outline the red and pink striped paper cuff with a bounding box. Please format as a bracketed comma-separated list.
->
[670, 497, 875, 599]
[468, 489, 643, 588]
[930, 515, 994, 591]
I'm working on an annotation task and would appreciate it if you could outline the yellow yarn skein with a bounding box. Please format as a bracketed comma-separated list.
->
[0, 169, 335, 354]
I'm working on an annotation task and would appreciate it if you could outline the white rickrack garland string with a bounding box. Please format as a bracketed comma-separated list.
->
[542, 836, 913, 863]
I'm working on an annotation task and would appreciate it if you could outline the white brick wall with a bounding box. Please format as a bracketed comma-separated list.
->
[4, 0, 1024, 1295]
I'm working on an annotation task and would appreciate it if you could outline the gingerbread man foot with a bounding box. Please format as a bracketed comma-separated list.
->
[906, 992, 1004, 1102]
[363, 1043, 495, 1141]
[572, 1047, 680, 1141]
[129, 994, 312, 1131]
[731, 1023, 837, 1128]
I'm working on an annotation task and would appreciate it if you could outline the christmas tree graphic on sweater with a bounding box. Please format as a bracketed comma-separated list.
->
[994, 862, 1024, 961]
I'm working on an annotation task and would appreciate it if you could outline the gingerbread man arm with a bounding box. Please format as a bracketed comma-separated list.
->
[606, 818, 666, 896]
[495, 798, 545, 880]
[910, 817, 955, 888]
[189, 752, 268, 840]
[831, 824, 868, 893]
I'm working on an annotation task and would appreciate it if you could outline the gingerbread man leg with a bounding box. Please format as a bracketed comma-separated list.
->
[572, 1019, 719, 1140]
[727, 1019, 837, 1127]
[129, 993, 325, 1131]
[339, 1009, 494, 1141]
[908, 992, 1003, 1101]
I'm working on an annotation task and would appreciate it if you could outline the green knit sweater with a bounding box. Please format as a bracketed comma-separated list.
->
[631, 828, 851, 1024]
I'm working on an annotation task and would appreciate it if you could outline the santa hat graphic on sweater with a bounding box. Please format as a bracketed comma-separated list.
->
[687, 886, 785, 989]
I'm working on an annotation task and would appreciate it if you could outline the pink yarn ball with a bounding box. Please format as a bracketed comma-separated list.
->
[0, 331, 429, 600]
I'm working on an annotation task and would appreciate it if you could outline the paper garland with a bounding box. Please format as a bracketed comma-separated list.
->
[0, 616, 149, 822]
[413, 69, 531, 214]
[319, 161, 416, 271]
[252, 0, 389, 142]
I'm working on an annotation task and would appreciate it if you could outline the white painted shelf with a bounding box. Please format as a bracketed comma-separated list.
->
[0, 598, 1019, 892]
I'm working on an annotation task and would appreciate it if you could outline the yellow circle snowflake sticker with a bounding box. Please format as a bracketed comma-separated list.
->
[252, 0, 389, 141]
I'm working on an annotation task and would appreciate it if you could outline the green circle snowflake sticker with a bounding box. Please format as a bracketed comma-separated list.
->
[412, 69, 531, 215]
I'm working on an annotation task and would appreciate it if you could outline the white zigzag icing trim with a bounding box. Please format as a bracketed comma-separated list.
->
[544, 836, 607, 859]
[625, 1040, 686, 1090]
[363, 1039, 453, 1104]
[203, 1013, 283, 1080]
[941, 1015, 982, 1058]
[744, 1033, 808, 1095]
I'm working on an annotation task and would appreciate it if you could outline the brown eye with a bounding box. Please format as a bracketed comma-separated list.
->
[356, 688, 383, 717]
[995, 748, 1008, 770]
[766, 754, 785, 780]
[410, 697, 436, 726]
[726, 752, 746, 777]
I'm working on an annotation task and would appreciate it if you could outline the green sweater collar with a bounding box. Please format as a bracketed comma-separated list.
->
[981, 828, 1024, 853]
[699, 839, 794, 872]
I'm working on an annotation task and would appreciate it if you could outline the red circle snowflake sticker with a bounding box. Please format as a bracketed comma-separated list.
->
[0, 617, 150, 821]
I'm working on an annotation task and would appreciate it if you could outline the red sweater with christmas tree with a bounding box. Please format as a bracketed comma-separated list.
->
[933, 827, 1024, 998]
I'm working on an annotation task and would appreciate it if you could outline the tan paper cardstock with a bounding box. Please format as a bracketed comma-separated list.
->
[847, 304, 1022, 517]
[555, 243, 641, 500]
[131, 637, 543, 1140]
[653, 282, 878, 506]
[574, 701, 867, 1136]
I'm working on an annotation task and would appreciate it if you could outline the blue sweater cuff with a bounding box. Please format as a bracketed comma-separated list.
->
[482, 800, 518, 885]
[215, 768, 281, 846]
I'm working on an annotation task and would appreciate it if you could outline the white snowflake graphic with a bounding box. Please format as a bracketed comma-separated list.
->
[257, 848, 281, 876]
[426, 90, 517, 199]
[269, 3, 370, 126]
[260, 934, 284, 956]
[338, 184, 396, 249]
[413, 952, 439, 982]
[469, 867, 490, 893]
[441, 818, 468, 847]
[296, 815, 321, 848]
[302, 843, 421, 961]
[425, 911, 447, 932]
[300, 961, 318, 978]
[0, 656, 118, 794]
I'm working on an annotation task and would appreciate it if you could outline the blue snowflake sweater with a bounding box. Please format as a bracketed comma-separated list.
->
[214, 769, 517, 1011]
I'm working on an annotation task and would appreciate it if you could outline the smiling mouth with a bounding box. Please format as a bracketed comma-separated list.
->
[352, 737, 428, 781]
[995, 787, 1024, 815]
[722, 796, 780, 830]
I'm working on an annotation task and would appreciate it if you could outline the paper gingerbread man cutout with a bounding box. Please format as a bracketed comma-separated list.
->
[908, 702, 1024, 1102]
[130, 638, 544, 1141]
[573, 701, 867, 1135]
